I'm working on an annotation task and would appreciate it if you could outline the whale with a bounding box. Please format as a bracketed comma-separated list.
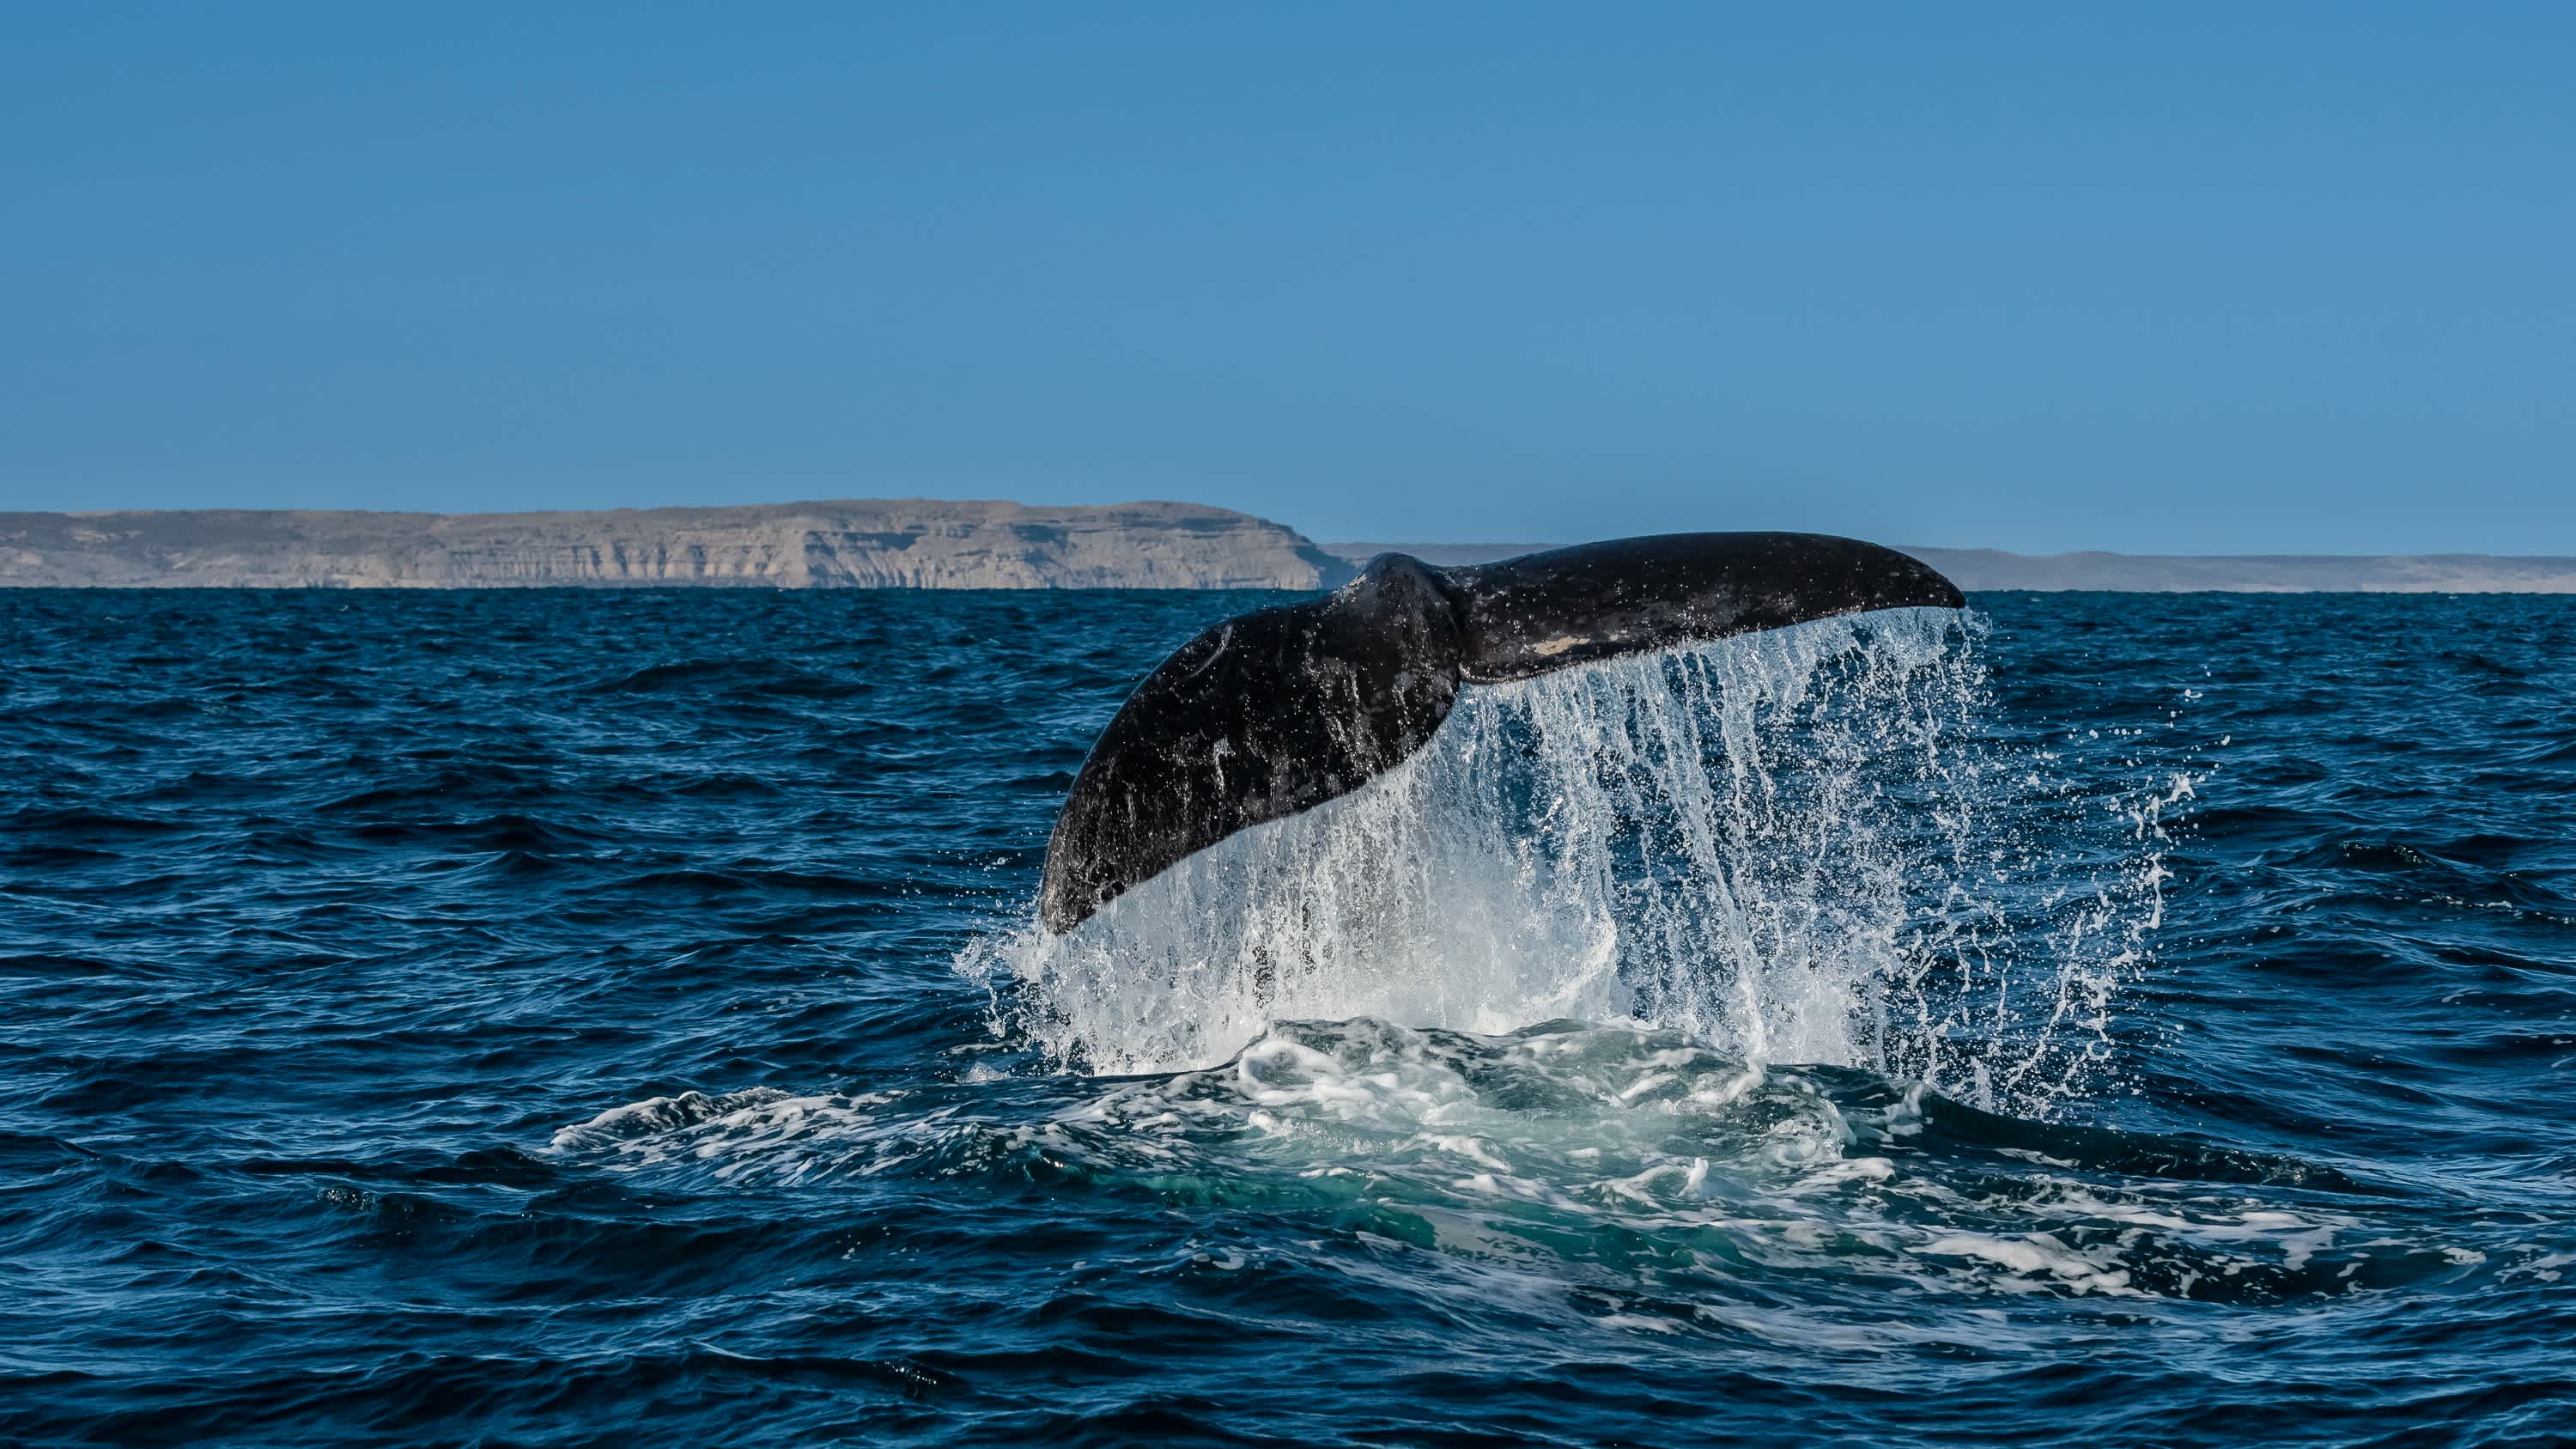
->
[1037, 532, 1965, 934]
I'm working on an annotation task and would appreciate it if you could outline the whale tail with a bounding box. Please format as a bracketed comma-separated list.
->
[1038, 533, 1965, 933]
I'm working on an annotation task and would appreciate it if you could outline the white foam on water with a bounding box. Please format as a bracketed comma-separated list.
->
[546, 1016, 2512, 1314]
[970, 608, 2174, 1116]
[548, 1087, 899, 1181]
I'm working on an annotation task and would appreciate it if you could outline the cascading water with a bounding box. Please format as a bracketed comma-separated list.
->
[978, 608, 2174, 1117]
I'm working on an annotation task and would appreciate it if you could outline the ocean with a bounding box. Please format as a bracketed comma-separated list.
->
[4, 588, 2571, 1447]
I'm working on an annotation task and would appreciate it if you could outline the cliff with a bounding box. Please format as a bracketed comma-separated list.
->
[6, 503, 2567, 591]
[0, 500, 1352, 590]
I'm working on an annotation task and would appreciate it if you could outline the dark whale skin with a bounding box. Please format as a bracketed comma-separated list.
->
[1038, 533, 1965, 933]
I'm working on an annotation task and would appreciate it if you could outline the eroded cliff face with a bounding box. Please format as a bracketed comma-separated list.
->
[0, 500, 1355, 589]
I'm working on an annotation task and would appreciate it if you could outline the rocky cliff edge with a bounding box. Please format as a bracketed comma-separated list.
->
[0, 500, 1353, 590]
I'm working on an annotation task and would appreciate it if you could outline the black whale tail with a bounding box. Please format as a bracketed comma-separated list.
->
[1038, 533, 1965, 934]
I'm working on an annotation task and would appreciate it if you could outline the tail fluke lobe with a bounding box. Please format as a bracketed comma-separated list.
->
[1038, 533, 1962, 934]
[1449, 533, 1965, 682]
[1036, 552, 1464, 934]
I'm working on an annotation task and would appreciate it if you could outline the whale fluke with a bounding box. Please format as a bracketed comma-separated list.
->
[1038, 533, 1965, 933]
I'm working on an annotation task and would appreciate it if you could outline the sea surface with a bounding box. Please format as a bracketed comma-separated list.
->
[4, 588, 2572, 1448]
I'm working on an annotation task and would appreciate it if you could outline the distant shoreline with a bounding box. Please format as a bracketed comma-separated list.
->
[4, 502, 2573, 592]
[1322, 541, 2576, 594]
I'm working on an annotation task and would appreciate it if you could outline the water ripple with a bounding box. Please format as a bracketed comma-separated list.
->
[3, 588, 2573, 1447]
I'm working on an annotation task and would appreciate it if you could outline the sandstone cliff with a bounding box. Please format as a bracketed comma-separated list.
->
[8, 504, 2564, 592]
[0, 500, 1352, 590]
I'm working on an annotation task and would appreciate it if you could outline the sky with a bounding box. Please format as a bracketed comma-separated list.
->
[3, 5, 2570, 554]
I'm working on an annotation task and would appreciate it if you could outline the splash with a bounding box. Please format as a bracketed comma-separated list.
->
[972, 609, 2172, 1115]
[550, 1018, 2460, 1310]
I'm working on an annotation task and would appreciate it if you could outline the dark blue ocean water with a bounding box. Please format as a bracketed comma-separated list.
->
[4, 588, 2573, 1448]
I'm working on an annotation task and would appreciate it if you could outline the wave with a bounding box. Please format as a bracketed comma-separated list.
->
[548, 1015, 2494, 1312]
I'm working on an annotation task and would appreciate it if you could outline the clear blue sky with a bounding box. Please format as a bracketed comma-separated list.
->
[4, 4, 2569, 553]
